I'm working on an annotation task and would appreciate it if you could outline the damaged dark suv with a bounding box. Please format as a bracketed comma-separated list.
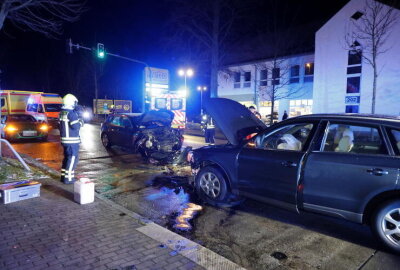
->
[101, 110, 184, 162]
[189, 98, 400, 253]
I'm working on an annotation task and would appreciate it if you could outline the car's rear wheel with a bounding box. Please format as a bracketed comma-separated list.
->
[371, 200, 400, 253]
[101, 133, 111, 149]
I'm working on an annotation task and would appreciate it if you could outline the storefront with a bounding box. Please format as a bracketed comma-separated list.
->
[259, 101, 279, 121]
[289, 99, 313, 117]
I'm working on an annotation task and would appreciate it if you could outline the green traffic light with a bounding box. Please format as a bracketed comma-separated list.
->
[98, 51, 105, 58]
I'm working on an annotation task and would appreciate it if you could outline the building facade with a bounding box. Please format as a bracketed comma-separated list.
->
[313, 0, 400, 115]
[217, 53, 314, 121]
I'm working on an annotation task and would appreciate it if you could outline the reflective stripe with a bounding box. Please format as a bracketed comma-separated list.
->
[70, 120, 80, 125]
[61, 141, 80, 144]
[61, 137, 80, 140]
[67, 156, 75, 181]
[64, 119, 69, 137]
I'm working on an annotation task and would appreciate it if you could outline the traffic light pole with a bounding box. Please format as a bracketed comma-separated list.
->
[67, 39, 152, 113]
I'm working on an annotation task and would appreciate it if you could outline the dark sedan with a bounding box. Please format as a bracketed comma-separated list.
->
[100, 110, 184, 162]
[1, 114, 49, 142]
[189, 98, 400, 253]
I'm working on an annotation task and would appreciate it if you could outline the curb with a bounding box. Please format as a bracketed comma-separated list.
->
[19, 151, 246, 270]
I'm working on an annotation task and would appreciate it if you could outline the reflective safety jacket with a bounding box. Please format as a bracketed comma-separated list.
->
[201, 115, 215, 129]
[59, 109, 83, 144]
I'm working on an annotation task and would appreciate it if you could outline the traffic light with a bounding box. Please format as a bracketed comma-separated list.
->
[97, 43, 105, 58]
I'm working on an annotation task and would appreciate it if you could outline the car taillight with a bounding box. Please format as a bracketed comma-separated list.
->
[5, 125, 18, 132]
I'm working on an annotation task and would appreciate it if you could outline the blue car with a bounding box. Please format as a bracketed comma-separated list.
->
[189, 98, 400, 253]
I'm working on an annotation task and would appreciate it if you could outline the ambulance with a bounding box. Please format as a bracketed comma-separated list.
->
[0, 90, 62, 127]
[40, 93, 63, 128]
[0, 90, 47, 122]
[150, 92, 186, 129]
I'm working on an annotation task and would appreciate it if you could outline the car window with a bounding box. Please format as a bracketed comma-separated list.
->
[121, 117, 132, 128]
[322, 123, 387, 155]
[111, 116, 121, 126]
[8, 115, 36, 122]
[27, 103, 39, 112]
[255, 123, 314, 151]
[390, 129, 400, 155]
[44, 103, 62, 112]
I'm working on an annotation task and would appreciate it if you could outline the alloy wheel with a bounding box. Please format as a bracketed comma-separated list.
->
[102, 134, 109, 147]
[380, 207, 400, 247]
[199, 172, 221, 198]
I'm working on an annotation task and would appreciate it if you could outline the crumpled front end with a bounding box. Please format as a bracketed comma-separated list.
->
[136, 126, 185, 164]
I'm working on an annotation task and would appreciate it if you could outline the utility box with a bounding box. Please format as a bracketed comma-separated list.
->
[0, 181, 41, 204]
[74, 178, 94, 204]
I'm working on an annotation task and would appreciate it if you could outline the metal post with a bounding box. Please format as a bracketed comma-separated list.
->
[184, 75, 187, 93]
[0, 139, 31, 171]
[200, 89, 203, 115]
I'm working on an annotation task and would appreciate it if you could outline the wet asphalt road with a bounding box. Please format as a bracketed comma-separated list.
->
[10, 123, 400, 270]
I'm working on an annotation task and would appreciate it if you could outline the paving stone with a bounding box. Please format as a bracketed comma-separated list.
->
[0, 182, 209, 270]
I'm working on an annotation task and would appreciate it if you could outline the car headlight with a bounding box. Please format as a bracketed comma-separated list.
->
[187, 151, 194, 163]
[5, 125, 18, 132]
[39, 124, 49, 132]
[82, 111, 91, 120]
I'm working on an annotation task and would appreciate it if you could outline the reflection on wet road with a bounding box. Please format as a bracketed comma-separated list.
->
[11, 123, 206, 235]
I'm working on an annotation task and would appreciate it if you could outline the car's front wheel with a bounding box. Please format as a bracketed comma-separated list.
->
[195, 166, 231, 207]
[101, 133, 112, 149]
[371, 200, 400, 253]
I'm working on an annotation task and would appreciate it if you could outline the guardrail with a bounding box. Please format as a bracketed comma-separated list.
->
[0, 139, 31, 171]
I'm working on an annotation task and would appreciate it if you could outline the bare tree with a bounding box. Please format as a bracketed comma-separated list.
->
[164, 0, 246, 97]
[0, 0, 85, 37]
[345, 0, 398, 114]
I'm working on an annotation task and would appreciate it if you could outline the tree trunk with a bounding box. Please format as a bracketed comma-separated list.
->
[270, 85, 275, 125]
[210, 0, 219, 98]
[371, 64, 377, 114]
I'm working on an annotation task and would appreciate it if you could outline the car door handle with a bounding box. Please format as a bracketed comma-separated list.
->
[281, 161, 297, 167]
[367, 168, 389, 176]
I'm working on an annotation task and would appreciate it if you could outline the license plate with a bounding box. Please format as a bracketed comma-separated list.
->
[23, 131, 37, 136]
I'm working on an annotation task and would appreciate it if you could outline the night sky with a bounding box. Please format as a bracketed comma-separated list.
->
[0, 0, 349, 116]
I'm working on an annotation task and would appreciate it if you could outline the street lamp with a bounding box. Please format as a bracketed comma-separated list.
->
[197, 86, 207, 115]
[178, 68, 194, 93]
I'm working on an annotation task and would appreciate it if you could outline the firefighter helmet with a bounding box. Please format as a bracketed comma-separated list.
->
[62, 94, 78, 108]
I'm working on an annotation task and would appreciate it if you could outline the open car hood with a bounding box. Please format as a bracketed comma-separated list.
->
[204, 98, 267, 145]
[140, 109, 174, 126]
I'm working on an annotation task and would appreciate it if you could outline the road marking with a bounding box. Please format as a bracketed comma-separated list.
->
[137, 223, 246, 270]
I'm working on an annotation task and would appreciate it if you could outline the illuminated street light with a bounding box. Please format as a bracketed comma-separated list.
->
[197, 85, 207, 115]
[186, 68, 194, 77]
[177, 68, 194, 92]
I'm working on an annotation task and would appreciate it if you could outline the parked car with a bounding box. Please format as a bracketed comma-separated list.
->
[0, 114, 49, 141]
[188, 98, 400, 253]
[100, 110, 184, 162]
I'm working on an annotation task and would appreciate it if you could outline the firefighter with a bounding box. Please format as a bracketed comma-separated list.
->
[59, 94, 84, 184]
[201, 114, 215, 145]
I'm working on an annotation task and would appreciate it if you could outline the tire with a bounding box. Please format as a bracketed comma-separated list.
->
[101, 133, 112, 149]
[195, 166, 231, 207]
[371, 200, 400, 253]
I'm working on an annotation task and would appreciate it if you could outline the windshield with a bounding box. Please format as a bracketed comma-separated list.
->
[44, 103, 62, 112]
[8, 115, 36, 122]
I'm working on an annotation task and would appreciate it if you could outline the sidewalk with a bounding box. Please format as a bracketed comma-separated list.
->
[0, 178, 244, 270]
